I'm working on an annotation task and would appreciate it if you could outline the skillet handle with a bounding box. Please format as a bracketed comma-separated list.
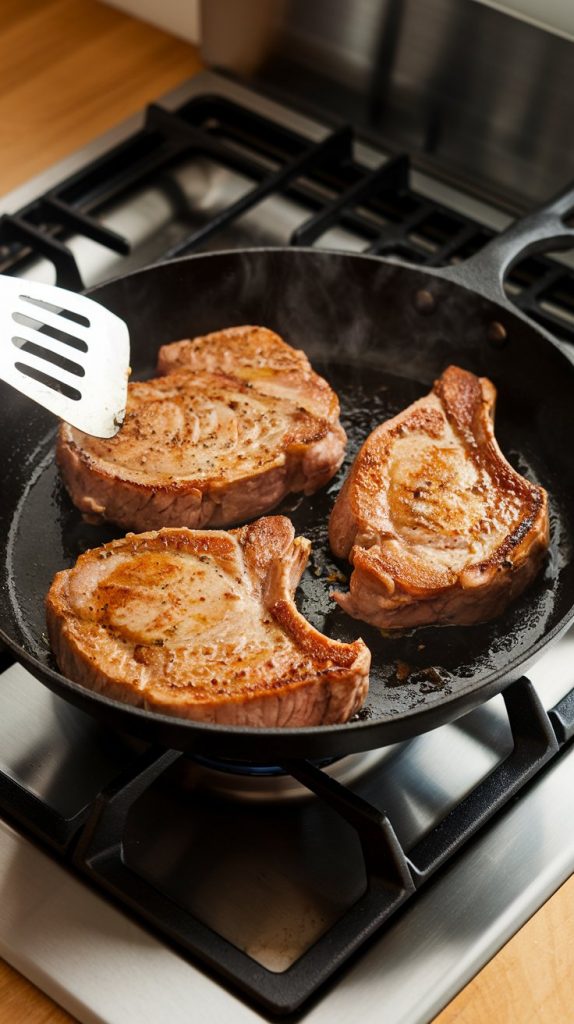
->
[436, 184, 574, 305]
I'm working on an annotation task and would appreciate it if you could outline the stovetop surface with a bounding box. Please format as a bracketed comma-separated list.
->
[1, 661, 574, 1024]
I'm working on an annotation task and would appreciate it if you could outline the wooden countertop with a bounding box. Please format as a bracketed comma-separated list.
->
[0, 0, 200, 194]
[0, 1, 572, 1021]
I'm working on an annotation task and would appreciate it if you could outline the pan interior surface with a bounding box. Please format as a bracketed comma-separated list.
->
[4, 363, 572, 735]
[2, 249, 574, 757]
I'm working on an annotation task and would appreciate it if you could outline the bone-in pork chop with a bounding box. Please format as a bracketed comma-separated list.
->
[329, 365, 549, 629]
[46, 516, 370, 726]
[57, 326, 345, 531]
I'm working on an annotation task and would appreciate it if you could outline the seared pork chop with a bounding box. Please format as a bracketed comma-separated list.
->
[57, 327, 345, 531]
[329, 365, 549, 629]
[46, 516, 370, 725]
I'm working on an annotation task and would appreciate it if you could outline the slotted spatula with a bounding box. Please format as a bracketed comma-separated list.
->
[1, 275, 130, 437]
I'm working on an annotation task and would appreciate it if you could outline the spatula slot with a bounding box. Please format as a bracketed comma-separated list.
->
[18, 293, 91, 329]
[11, 336, 85, 377]
[12, 312, 88, 353]
[14, 361, 82, 400]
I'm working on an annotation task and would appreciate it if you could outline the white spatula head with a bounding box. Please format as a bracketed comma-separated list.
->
[0, 275, 130, 437]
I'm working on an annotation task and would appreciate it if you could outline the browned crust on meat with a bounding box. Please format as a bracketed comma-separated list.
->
[45, 517, 370, 726]
[58, 349, 346, 531]
[329, 365, 549, 629]
[157, 325, 340, 421]
[158, 325, 308, 376]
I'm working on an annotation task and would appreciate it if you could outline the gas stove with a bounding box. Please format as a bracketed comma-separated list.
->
[1, 60, 574, 1024]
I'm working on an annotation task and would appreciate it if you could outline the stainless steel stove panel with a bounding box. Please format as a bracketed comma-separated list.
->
[1, 714, 574, 1024]
[0, 663, 142, 817]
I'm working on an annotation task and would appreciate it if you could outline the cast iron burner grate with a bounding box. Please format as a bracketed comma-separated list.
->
[1, 95, 574, 346]
[0, 663, 572, 1014]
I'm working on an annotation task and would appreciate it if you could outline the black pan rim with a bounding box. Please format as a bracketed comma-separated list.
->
[2, 607, 572, 753]
[85, 244, 572, 362]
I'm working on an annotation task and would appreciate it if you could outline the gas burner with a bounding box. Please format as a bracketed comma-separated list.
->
[183, 747, 400, 802]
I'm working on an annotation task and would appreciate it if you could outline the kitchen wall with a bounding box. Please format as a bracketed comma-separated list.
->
[102, 0, 200, 43]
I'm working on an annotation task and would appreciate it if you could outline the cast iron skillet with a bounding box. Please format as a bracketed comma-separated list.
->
[2, 187, 574, 761]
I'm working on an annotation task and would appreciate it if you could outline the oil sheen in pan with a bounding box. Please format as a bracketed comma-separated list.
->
[5, 361, 572, 722]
